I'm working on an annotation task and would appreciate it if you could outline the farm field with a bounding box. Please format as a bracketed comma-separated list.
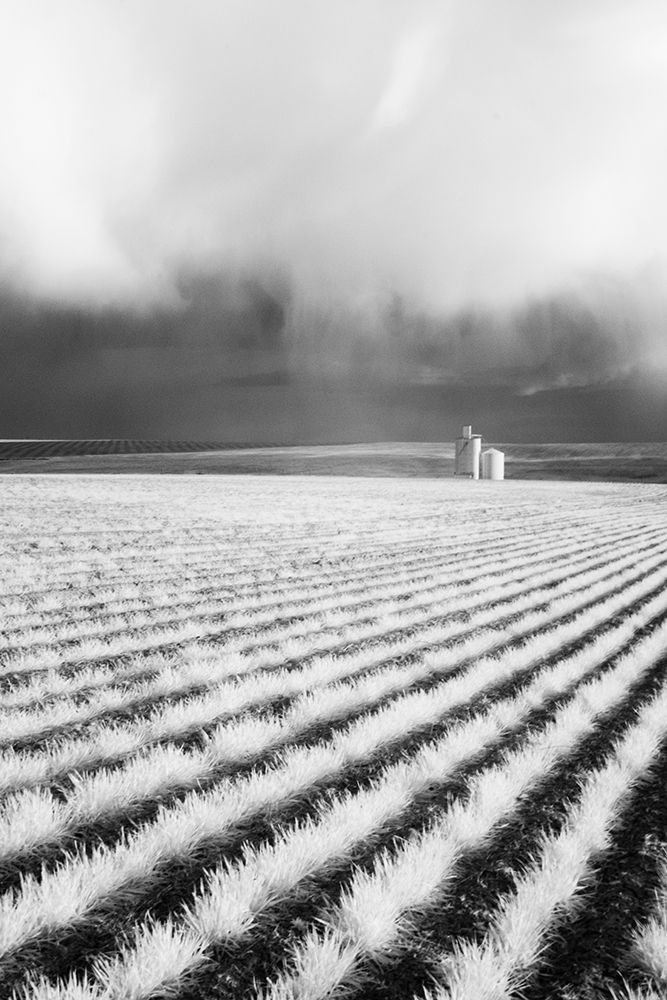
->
[1, 474, 667, 999]
[1, 441, 667, 481]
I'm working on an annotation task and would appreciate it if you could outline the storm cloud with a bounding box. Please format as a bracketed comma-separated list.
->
[0, 0, 666, 438]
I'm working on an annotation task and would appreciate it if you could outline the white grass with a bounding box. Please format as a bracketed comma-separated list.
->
[630, 850, 667, 987]
[2, 563, 667, 867]
[16, 602, 667, 1000]
[0, 520, 594, 642]
[0, 516, 645, 684]
[0, 550, 663, 863]
[3, 529, 663, 765]
[60, 612, 667, 1000]
[0, 528, 640, 717]
[256, 626, 667, 1000]
[1, 579, 654, 961]
[2, 476, 667, 1000]
[0, 508, 651, 688]
[423, 692, 667, 999]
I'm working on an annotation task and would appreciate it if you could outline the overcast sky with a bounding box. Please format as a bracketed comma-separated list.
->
[1, 0, 666, 441]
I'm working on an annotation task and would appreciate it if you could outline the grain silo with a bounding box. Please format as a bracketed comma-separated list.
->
[482, 448, 505, 480]
[454, 425, 482, 479]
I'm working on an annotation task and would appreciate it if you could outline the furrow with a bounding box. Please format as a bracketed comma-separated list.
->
[72, 609, 667, 1000]
[0, 495, 647, 610]
[0, 549, 644, 742]
[0, 512, 515, 599]
[3, 548, 666, 799]
[0, 515, 639, 676]
[0, 533, 494, 641]
[2, 572, 667, 979]
[0, 516, 592, 634]
[0, 524, 662, 696]
[0, 517, 642, 710]
[253, 631, 667, 1000]
[0, 519, 597, 670]
[17, 595, 667, 1000]
[4, 532, 664, 764]
[421, 698, 667, 1000]
[3, 566, 667, 875]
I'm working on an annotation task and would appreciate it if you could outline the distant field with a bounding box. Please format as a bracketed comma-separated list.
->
[1, 474, 667, 1000]
[1, 439, 667, 480]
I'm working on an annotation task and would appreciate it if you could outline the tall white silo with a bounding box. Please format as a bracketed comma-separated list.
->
[455, 425, 482, 479]
[482, 448, 505, 480]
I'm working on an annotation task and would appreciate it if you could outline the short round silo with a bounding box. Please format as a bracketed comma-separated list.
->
[455, 430, 482, 478]
[482, 448, 505, 480]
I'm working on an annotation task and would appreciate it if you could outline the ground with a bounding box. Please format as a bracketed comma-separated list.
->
[0, 474, 666, 1000]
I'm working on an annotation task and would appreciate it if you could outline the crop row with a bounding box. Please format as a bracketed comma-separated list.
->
[2, 518, 659, 691]
[0, 515, 654, 701]
[2, 477, 667, 1000]
[3, 559, 667, 874]
[12, 590, 667, 999]
[4, 533, 666, 775]
[1, 512, 616, 656]
[0, 530, 656, 720]
[0, 507, 613, 634]
[0, 490, 622, 609]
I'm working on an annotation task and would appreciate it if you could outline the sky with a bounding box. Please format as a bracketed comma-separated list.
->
[0, 0, 666, 441]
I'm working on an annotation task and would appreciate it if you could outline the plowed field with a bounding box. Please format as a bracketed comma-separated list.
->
[1, 475, 667, 1000]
